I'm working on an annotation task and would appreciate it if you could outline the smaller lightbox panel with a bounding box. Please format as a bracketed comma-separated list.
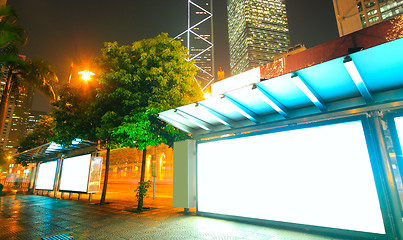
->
[59, 154, 91, 193]
[35, 160, 58, 190]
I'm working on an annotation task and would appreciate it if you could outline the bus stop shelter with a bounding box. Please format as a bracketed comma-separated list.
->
[160, 17, 403, 240]
[15, 140, 100, 199]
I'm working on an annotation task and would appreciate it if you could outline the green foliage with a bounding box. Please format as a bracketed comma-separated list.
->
[51, 84, 98, 145]
[94, 33, 201, 148]
[51, 33, 201, 207]
[17, 115, 55, 153]
[0, 6, 57, 135]
[0, 183, 3, 192]
[0, 56, 58, 133]
[21, 57, 58, 100]
[0, 5, 26, 51]
[135, 180, 152, 210]
[52, 33, 200, 148]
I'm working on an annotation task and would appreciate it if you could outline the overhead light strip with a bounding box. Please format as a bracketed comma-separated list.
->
[222, 94, 259, 123]
[254, 84, 288, 118]
[157, 114, 193, 134]
[196, 102, 234, 128]
[175, 109, 211, 131]
[343, 56, 373, 103]
[291, 73, 326, 112]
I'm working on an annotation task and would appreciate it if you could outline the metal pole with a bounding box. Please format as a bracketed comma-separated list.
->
[210, 0, 215, 83]
[153, 146, 156, 200]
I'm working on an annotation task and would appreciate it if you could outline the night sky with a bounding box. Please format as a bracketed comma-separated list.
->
[7, 0, 338, 112]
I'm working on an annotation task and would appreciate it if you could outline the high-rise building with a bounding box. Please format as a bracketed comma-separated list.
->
[175, 0, 214, 92]
[227, 0, 290, 75]
[333, 0, 403, 37]
[0, 86, 35, 154]
[26, 110, 48, 134]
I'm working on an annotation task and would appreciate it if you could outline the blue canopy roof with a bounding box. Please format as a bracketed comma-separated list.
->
[158, 37, 403, 136]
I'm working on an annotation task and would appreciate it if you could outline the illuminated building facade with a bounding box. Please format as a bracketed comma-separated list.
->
[333, 0, 403, 36]
[99, 144, 173, 184]
[0, 87, 35, 154]
[26, 110, 47, 134]
[175, 0, 214, 91]
[227, 0, 290, 75]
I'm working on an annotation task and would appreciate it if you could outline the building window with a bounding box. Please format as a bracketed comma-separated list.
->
[365, 1, 376, 9]
[357, 2, 363, 12]
[382, 10, 393, 19]
[367, 9, 378, 16]
[368, 15, 380, 23]
[360, 14, 367, 27]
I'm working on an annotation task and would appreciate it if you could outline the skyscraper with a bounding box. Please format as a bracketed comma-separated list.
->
[333, 0, 403, 37]
[227, 0, 290, 75]
[0, 86, 35, 155]
[175, 0, 214, 92]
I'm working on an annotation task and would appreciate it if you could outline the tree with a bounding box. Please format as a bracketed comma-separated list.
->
[0, 56, 58, 133]
[94, 33, 202, 210]
[111, 108, 189, 210]
[51, 84, 98, 144]
[51, 80, 108, 202]
[0, 5, 57, 133]
[17, 115, 55, 153]
[51, 33, 202, 209]
[0, 5, 26, 63]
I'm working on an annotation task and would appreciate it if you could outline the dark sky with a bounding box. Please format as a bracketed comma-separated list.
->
[7, 0, 338, 112]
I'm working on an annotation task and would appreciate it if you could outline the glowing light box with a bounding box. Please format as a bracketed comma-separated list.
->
[59, 154, 91, 193]
[35, 160, 57, 190]
[393, 116, 403, 150]
[197, 120, 386, 234]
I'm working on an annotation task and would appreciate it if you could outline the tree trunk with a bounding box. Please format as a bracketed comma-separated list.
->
[137, 149, 147, 211]
[0, 70, 13, 132]
[100, 147, 110, 204]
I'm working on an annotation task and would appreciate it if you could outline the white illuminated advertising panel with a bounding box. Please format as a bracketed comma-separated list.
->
[197, 121, 385, 234]
[35, 160, 57, 190]
[59, 154, 91, 193]
[394, 116, 403, 150]
[211, 67, 260, 96]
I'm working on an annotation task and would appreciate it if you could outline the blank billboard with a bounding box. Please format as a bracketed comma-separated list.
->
[394, 116, 403, 150]
[197, 120, 385, 234]
[59, 154, 91, 193]
[35, 160, 58, 190]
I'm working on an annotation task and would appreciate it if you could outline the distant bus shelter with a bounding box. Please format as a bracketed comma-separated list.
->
[15, 140, 102, 200]
[160, 18, 403, 240]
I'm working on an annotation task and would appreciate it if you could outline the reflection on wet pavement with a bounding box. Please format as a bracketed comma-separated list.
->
[0, 194, 346, 239]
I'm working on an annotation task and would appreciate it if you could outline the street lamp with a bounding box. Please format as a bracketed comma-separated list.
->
[78, 70, 95, 81]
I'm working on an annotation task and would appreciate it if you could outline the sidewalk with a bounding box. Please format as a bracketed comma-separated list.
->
[0, 192, 348, 240]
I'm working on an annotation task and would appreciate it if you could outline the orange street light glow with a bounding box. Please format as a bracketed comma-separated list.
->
[78, 70, 95, 81]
